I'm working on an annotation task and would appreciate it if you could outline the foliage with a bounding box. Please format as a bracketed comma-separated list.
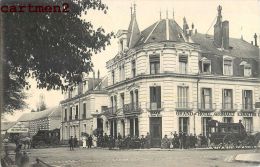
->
[3, 0, 114, 112]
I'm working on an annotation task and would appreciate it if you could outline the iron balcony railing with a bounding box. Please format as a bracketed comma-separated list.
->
[221, 103, 237, 111]
[123, 103, 141, 114]
[240, 104, 255, 112]
[175, 102, 193, 110]
[104, 106, 118, 116]
[198, 103, 216, 111]
[146, 102, 164, 111]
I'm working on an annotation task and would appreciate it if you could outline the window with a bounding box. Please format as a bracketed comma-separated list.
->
[75, 105, 79, 119]
[244, 64, 252, 77]
[129, 118, 139, 137]
[243, 117, 253, 133]
[120, 93, 125, 108]
[201, 60, 211, 73]
[121, 65, 125, 80]
[150, 55, 160, 74]
[223, 59, 233, 75]
[202, 117, 211, 136]
[150, 86, 161, 109]
[177, 86, 189, 108]
[70, 107, 72, 120]
[119, 66, 122, 81]
[179, 117, 189, 133]
[179, 54, 188, 74]
[201, 88, 212, 109]
[64, 109, 67, 121]
[83, 103, 86, 119]
[131, 60, 136, 77]
[242, 90, 253, 110]
[112, 70, 115, 84]
[222, 89, 233, 109]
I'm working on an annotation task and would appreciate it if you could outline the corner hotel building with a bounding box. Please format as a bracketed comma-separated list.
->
[104, 5, 260, 147]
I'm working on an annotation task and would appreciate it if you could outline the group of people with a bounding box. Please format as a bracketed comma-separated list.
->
[96, 132, 152, 149]
[69, 135, 94, 150]
[14, 144, 30, 167]
[161, 132, 209, 149]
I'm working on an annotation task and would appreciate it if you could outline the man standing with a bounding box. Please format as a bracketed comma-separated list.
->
[69, 136, 74, 151]
[145, 132, 151, 149]
[88, 135, 93, 148]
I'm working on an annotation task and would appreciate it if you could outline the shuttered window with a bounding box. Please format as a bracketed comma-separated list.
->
[179, 54, 188, 74]
[177, 86, 189, 108]
[242, 90, 253, 110]
[201, 88, 212, 109]
[223, 59, 233, 75]
[150, 86, 161, 109]
[222, 89, 233, 109]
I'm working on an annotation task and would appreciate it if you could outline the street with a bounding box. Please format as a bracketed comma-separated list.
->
[27, 147, 259, 167]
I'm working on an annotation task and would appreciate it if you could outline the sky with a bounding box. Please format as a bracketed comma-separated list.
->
[3, 0, 260, 122]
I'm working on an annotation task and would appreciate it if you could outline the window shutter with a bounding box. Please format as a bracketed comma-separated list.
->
[156, 86, 161, 108]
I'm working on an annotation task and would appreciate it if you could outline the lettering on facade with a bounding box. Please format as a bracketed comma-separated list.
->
[237, 112, 257, 117]
[176, 111, 193, 116]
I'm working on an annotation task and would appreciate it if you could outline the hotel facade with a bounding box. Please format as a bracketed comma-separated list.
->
[104, 5, 260, 147]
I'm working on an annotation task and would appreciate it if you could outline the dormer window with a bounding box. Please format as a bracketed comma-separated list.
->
[240, 61, 251, 77]
[244, 64, 252, 77]
[200, 58, 211, 74]
[223, 56, 233, 75]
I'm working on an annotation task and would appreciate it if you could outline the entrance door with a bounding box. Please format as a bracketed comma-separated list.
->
[149, 117, 162, 148]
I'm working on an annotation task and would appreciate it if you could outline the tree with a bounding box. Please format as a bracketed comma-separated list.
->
[2, 0, 114, 112]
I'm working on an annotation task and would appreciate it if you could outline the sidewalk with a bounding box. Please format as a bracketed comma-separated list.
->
[235, 152, 260, 164]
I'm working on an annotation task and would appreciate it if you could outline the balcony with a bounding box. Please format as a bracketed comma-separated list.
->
[146, 102, 164, 115]
[175, 102, 193, 111]
[240, 104, 256, 112]
[103, 107, 118, 117]
[221, 103, 237, 112]
[123, 103, 141, 115]
[198, 103, 216, 112]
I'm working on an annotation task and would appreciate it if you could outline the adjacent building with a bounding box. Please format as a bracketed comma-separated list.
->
[104, 5, 260, 147]
[17, 107, 61, 136]
[60, 75, 109, 141]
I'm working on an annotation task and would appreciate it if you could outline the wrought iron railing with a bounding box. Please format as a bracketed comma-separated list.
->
[198, 103, 216, 111]
[175, 102, 193, 110]
[123, 103, 141, 114]
[221, 103, 237, 111]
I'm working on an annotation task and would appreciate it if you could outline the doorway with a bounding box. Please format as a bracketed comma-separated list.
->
[149, 117, 162, 148]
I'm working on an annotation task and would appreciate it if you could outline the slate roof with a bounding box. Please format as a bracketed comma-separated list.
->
[17, 106, 61, 122]
[191, 33, 259, 59]
[135, 19, 185, 47]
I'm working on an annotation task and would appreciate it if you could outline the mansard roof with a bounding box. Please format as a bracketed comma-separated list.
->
[191, 33, 259, 59]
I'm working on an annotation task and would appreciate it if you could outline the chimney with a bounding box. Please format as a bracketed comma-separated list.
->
[98, 70, 100, 79]
[222, 21, 229, 50]
[254, 33, 258, 46]
[214, 5, 223, 48]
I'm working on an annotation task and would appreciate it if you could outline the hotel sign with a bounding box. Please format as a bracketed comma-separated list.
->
[7, 122, 28, 133]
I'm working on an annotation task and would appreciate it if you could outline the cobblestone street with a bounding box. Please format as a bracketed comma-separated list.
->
[27, 147, 259, 167]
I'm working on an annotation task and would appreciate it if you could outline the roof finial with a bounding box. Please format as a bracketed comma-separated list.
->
[166, 9, 168, 19]
[130, 4, 133, 16]
[173, 8, 174, 20]
[160, 9, 162, 20]
[133, 3, 136, 16]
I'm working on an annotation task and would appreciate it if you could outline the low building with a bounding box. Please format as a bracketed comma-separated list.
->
[17, 107, 61, 136]
[60, 75, 109, 141]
